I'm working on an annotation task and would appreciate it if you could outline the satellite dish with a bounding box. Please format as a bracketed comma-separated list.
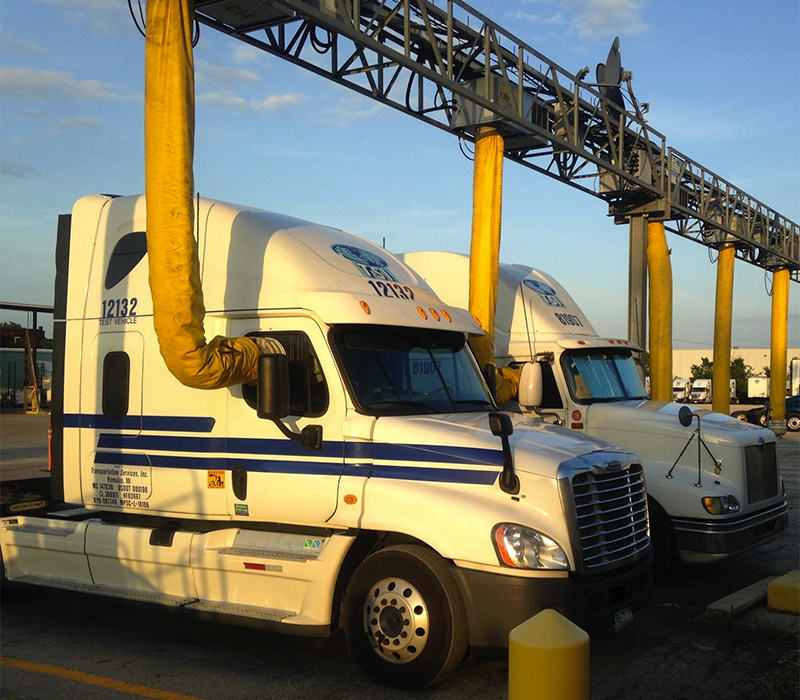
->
[678, 405, 694, 427]
[596, 36, 625, 119]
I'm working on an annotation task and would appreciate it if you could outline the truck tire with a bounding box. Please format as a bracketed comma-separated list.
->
[787, 413, 800, 432]
[732, 411, 749, 422]
[648, 497, 677, 580]
[342, 544, 468, 690]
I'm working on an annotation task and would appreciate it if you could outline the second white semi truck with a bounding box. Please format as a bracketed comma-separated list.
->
[402, 251, 788, 578]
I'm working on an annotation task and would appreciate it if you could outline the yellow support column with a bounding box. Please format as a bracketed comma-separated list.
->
[769, 268, 790, 435]
[467, 126, 519, 404]
[647, 221, 673, 402]
[469, 126, 504, 374]
[712, 243, 735, 414]
[509, 609, 589, 700]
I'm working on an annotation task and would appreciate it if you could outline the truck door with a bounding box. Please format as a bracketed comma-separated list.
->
[79, 330, 145, 509]
[226, 318, 347, 526]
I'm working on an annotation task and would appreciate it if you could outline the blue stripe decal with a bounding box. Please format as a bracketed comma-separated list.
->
[91, 431, 501, 466]
[65, 414, 215, 433]
[93, 452, 497, 484]
[95, 434, 343, 459]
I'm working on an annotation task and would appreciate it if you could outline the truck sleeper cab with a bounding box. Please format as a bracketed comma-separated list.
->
[1, 196, 651, 689]
[401, 251, 788, 578]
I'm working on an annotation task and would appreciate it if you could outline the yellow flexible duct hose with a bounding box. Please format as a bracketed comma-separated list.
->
[467, 127, 518, 405]
[712, 243, 735, 414]
[647, 221, 672, 402]
[769, 268, 789, 423]
[145, 0, 259, 388]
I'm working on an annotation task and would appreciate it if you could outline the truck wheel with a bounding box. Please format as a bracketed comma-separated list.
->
[732, 411, 749, 422]
[758, 413, 768, 427]
[648, 498, 677, 580]
[787, 413, 800, 432]
[342, 544, 468, 690]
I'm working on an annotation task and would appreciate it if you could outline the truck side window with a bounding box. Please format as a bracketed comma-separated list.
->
[105, 231, 147, 289]
[102, 352, 130, 417]
[539, 361, 563, 409]
[243, 332, 328, 417]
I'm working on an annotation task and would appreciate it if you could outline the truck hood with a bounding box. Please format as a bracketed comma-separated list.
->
[371, 412, 628, 480]
[586, 400, 772, 446]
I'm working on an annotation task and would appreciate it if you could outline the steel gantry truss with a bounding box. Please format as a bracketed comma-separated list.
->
[195, 0, 799, 280]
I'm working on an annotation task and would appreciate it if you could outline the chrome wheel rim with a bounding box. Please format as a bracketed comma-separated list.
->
[363, 577, 429, 664]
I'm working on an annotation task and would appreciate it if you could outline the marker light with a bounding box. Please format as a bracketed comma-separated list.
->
[429, 308, 440, 321]
[493, 524, 568, 570]
[577, 340, 586, 345]
[572, 410, 582, 421]
[441, 310, 452, 323]
[471, 314, 482, 328]
[701, 496, 740, 515]
[359, 301, 371, 315]
[344, 494, 358, 505]
[416, 307, 428, 319]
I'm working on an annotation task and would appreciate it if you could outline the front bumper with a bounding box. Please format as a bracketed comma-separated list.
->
[449, 552, 652, 659]
[672, 500, 788, 564]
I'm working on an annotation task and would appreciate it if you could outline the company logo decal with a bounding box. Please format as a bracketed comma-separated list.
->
[7, 500, 48, 513]
[523, 278, 566, 308]
[332, 244, 398, 282]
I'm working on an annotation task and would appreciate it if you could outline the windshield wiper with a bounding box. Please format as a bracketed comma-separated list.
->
[452, 399, 495, 409]
[366, 400, 439, 413]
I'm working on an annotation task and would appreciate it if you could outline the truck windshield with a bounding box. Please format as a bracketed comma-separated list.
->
[561, 350, 648, 404]
[331, 325, 495, 415]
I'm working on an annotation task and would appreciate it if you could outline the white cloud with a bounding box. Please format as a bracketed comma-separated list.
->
[0, 30, 49, 56]
[197, 91, 307, 114]
[56, 115, 104, 130]
[35, 0, 133, 34]
[232, 44, 262, 64]
[0, 159, 41, 179]
[317, 97, 383, 127]
[0, 66, 123, 101]
[507, 10, 565, 25]
[565, 0, 648, 38]
[195, 59, 261, 88]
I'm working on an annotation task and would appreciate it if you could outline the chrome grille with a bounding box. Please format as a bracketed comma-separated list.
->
[572, 464, 649, 572]
[745, 442, 779, 505]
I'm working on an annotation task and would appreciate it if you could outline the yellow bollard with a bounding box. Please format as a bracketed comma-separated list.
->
[769, 268, 790, 432]
[508, 609, 590, 700]
[647, 221, 673, 402]
[712, 243, 735, 415]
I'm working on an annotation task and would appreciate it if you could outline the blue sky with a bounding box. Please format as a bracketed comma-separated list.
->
[1, 0, 798, 351]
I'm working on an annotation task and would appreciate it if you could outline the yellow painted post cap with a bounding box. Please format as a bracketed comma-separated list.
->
[508, 609, 590, 700]
[768, 570, 800, 615]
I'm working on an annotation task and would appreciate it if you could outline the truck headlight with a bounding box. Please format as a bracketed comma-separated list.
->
[701, 495, 740, 515]
[493, 524, 568, 570]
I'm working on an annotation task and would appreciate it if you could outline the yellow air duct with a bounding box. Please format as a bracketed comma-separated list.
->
[647, 220, 672, 402]
[769, 267, 790, 427]
[145, 0, 259, 388]
[712, 243, 735, 414]
[468, 127, 519, 405]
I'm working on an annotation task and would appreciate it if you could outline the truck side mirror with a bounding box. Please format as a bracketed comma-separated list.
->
[678, 405, 693, 427]
[489, 412, 513, 437]
[257, 353, 289, 420]
[518, 362, 543, 407]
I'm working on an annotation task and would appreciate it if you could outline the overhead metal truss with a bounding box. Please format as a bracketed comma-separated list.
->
[195, 0, 799, 281]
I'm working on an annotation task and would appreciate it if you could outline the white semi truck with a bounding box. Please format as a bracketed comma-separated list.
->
[0, 195, 653, 689]
[689, 378, 712, 404]
[672, 378, 691, 403]
[401, 251, 788, 578]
